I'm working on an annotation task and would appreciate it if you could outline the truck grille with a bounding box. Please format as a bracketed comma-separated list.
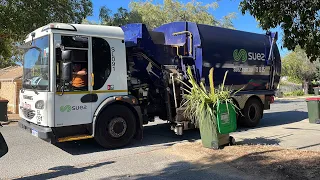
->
[21, 108, 35, 119]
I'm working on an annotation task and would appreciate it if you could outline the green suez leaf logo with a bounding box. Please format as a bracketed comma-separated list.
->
[60, 105, 87, 112]
[233, 49, 265, 62]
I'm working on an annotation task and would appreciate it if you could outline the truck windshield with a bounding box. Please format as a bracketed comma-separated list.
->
[22, 35, 50, 91]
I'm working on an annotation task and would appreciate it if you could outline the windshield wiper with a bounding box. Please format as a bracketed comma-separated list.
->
[23, 79, 39, 95]
[31, 85, 39, 95]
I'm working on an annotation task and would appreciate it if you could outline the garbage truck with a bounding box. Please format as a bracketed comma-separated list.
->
[18, 21, 281, 148]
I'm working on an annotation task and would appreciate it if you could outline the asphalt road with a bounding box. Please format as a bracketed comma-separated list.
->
[0, 98, 315, 179]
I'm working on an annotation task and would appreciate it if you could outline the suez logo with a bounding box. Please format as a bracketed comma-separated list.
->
[60, 105, 87, 112]
[233, 49, 266, 62]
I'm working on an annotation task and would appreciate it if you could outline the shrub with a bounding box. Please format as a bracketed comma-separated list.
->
[283, 90, 304, 97]
[179, 66, 241, 128]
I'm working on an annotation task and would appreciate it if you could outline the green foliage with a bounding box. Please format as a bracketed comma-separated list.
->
[0, 38, 19, 68]
[98, 0, 236, 29]
[281, 46, 318, 82]
[179, 66, 241, 129]
[239, 0, 320, 61]
[283, 90, 305, 97]
[312, 80, 320, 86]
[98, 6, 142, 26]
[287, 77, 302, 84]
[0, 0, 93, 67]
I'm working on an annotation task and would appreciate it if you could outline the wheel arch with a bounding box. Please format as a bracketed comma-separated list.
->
[92, 96, 143, 139]
[246, 95, 263, 107]
[233, 94, 264, 109]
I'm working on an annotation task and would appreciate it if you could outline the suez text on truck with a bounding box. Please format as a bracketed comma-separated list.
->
[18, 22, 281, 149]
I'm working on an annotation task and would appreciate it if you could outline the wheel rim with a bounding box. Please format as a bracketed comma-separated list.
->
[108, 117, 127, 138]
[248, 104, 258, 122]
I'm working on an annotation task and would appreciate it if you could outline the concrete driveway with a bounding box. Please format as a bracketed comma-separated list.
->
[233, 98, 320, 151]
[0, 98, 318, 179]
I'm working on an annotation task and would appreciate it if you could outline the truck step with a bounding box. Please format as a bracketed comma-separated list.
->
[57, 134, 93, 142]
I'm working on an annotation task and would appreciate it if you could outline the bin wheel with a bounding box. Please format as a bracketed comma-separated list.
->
[229, 136, 235, 146]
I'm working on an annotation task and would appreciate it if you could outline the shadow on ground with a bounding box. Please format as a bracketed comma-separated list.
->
[260, 110, 308, 127]
[55, 122, 201, 155]
[237, 111, 308, 132]
[236, 137, 281, 146]
[13, 161, 115, 180]
[273, 99, 307, 104]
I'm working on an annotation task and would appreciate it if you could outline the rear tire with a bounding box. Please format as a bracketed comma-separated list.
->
[241, 98, 263, 127]
[94, 104, 136, 149]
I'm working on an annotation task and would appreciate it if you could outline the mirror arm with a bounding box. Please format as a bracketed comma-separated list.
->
[59, 81, 65, 96]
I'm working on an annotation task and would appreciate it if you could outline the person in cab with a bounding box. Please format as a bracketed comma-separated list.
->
[72, 63, 88, 91]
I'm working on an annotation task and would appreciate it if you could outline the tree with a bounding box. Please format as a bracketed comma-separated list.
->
[98, 6, 142, 26]
[81, 19, 98, 25]
[239, 0, 320, 61]
[282, 46, 318, 94]
[98, 0, 236, 29]
[0, 0, 93, 67]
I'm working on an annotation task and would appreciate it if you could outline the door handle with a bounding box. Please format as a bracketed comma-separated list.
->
[81, 93, 98, 103]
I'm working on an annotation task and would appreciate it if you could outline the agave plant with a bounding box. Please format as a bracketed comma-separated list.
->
[180, 66, 242, 130]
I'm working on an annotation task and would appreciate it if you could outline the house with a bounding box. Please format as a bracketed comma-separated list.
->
[0, 66, 23, 114]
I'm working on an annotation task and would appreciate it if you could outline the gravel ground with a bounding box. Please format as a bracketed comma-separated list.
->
[168, 141, 320, 180]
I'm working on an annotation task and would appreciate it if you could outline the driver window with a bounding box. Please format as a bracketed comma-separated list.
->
[92, 37, 112, 90]
[56, 35, 89, 92]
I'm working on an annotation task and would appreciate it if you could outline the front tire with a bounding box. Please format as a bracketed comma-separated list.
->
[95, 104, 137, 149]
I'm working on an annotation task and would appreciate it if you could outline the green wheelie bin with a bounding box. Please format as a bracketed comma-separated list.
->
[306, 97, 320, 124]
[314, 87, 320, 95]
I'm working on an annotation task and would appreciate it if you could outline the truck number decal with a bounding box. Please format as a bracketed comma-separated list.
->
[111, 47, 116, 71]
[233, 66, 266, 73]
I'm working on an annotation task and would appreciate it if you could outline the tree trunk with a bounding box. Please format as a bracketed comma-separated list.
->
[303, 79, 309, 95]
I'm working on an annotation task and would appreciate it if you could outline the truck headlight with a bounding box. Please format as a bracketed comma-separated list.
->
[35, 100, 44, 109]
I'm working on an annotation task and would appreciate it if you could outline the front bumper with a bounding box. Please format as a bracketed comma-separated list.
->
[18, 119, 54, 142]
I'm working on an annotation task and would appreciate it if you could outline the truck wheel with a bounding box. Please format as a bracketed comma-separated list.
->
[241, 98, 263, 127]
[94, 104, 136, 149]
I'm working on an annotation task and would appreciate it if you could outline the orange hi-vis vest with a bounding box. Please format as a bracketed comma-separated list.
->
[72, 69, 88, 87]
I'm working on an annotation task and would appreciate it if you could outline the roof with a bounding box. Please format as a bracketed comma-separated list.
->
[0, 66, 23, 81]
[25, 23, 124, 42]
[72, 24, 124, 40]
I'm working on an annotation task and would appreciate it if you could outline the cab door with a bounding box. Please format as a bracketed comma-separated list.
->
[54, 34, 93, 127]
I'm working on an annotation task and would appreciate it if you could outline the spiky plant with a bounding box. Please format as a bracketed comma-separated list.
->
[180, 66, 242, 129]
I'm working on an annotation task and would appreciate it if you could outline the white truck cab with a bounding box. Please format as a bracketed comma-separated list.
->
[18, 23, 142, 148]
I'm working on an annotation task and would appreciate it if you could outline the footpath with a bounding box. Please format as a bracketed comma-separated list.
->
[1, 114, 20, 126]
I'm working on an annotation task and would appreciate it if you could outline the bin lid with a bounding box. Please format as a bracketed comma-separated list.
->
[306, 97, 320, 101]
[0, 98, 8, 103]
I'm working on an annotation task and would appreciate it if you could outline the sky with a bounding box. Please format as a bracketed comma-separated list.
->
[87, 0, 289, 57]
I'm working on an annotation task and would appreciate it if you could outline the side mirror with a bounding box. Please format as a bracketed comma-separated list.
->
[61, 50, 72, 61]
[0, 132, 8, 158]
[61, 62, 72, 82]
